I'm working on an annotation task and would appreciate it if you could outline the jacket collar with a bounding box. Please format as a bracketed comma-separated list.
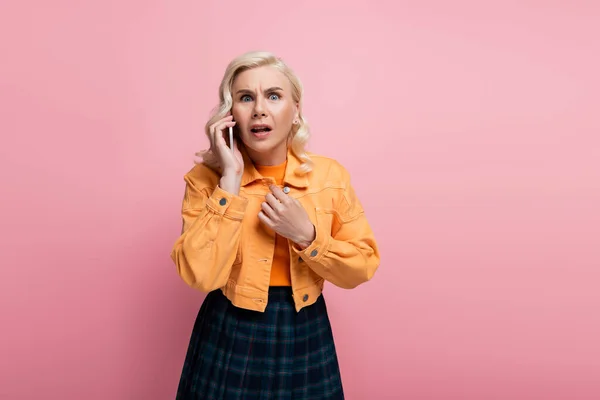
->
[239, 145, 309, 188]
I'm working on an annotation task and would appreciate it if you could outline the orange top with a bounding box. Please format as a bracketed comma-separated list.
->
[255, 160, 292, 286]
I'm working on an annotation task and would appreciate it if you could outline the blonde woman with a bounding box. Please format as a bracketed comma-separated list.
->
[171, 51, 380, 399]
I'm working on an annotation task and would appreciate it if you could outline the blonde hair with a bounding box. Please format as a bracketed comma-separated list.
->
[198, 51, 313, 174]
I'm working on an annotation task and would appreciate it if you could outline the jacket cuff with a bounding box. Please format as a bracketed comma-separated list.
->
[292, 219, 331, 264]
[206, 186, 248, 220]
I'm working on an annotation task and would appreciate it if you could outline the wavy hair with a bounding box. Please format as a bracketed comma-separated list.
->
[197, 51, 313, 174]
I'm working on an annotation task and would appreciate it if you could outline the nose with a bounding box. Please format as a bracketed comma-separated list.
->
[252, 96, 267, 118]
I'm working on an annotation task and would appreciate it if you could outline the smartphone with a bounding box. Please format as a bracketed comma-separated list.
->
[228, 126, 234, 153]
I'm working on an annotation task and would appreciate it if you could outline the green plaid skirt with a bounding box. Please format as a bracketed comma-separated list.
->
[176, 287, 344, 399]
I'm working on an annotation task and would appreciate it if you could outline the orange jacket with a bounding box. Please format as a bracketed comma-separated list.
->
[170, 148, 380, 312]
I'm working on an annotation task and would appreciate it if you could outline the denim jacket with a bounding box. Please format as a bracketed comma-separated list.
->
[170, 148, 380, 312]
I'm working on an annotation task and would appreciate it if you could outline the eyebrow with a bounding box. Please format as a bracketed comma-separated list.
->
[235, 87, 284, 95]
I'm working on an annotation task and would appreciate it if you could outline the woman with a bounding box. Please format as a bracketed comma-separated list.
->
[170, 51, 380, 400]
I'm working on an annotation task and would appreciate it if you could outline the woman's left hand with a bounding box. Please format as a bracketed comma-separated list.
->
[258, 185, 316, 249]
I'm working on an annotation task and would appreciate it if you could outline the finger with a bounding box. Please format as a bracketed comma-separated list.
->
[214, 122, 236, 149]
[209, 117, 234, 143]
[216, 134, 228, 150]
[208, 124, 217, 147]
[265, 193, 283, 211]
[261, 201, 277, 220]
[217, 120, 236, 134]
[269, 185, 289, 203]
[258, 211, 272, 228]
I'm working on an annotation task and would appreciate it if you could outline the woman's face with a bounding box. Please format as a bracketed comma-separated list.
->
[231, 66, 299, 165]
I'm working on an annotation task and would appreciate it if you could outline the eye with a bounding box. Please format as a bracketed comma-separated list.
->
[269, 93, 280, 101]
[240, 95, 252, 102]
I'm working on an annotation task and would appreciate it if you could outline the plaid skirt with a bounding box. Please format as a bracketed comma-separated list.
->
[176, 287, 344, 400]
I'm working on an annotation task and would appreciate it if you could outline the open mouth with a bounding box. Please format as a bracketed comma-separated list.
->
[250, 125, 272, 137]
[250, 126, 272, 134]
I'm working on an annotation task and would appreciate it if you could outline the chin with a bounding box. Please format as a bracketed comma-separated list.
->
[244, 141, 278, 154]
[242, 134, 286, 154]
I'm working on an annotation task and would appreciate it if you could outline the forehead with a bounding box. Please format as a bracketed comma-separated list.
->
[232, 66, 291, 91]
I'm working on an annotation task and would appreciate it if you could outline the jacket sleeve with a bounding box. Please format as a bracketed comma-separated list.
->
[292, 165, 380, 289]
[170, 172, 248, 292]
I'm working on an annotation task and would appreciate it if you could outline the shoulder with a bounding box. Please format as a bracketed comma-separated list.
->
[306, 152, 352, 183]
[305, 152, 363, 214]
[183, 162, 220, 190]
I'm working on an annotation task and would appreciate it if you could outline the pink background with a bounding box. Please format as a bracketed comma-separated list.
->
[1, 1, 599, 399]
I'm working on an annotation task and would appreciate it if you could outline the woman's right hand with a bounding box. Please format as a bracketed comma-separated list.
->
[207, 115, 244, 195]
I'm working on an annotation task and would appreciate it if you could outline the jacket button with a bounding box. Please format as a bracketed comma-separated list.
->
[283, 186, 290, 194]
[303, 294, 309, 302]
[310, 249, 318, 257]
[219, 198, 227, 206]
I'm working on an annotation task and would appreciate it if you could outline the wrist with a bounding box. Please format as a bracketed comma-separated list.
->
[222, 166, 242, 177]
[295, 223, 316, 250]
[219, 175, 241, 195]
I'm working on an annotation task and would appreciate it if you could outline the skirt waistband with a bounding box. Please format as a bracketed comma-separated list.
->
[267, 286, 294, 302]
